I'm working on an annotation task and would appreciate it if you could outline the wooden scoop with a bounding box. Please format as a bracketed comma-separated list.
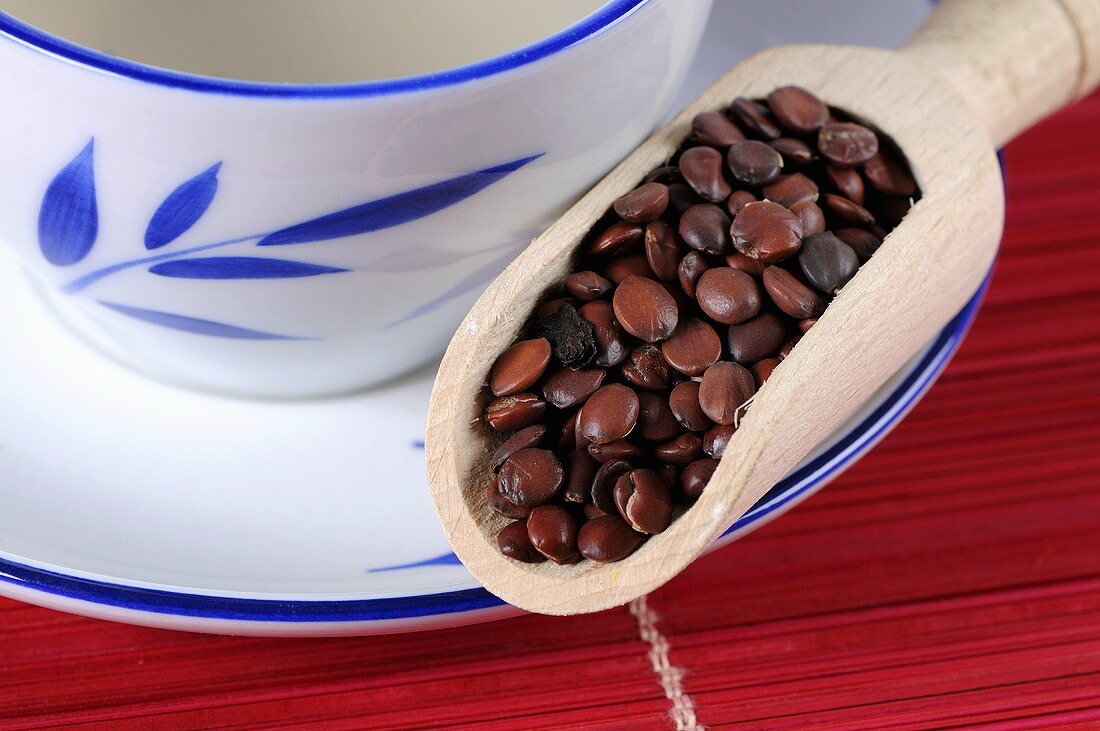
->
[426, 0, 1100, 615]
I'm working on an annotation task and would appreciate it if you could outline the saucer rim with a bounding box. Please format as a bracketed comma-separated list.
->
[0, 273, 990, 624]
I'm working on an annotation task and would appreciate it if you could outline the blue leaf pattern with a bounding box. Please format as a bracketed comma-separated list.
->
[149, 256, 347, 279]
[362, 245, 477, 273]
[386, 246, 523, 327]
[38, 139, 98, 266]
[144, 162, 221, 250]
[99, 301, 307, 340]
[257, 153, 542, 247]
[368, 552, 463, 572]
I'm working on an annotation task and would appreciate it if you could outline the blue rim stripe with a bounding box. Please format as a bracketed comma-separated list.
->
[0, 1, 647, 98]
[0, 276, 989, 623]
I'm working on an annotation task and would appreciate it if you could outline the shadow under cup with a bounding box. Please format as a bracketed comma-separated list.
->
[0, 0, 712, 398]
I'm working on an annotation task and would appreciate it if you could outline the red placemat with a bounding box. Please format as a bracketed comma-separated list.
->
[2, 92, 1098, 731]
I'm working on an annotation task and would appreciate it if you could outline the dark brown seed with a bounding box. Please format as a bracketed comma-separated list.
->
[770, 137, 815, 166]
[695, 267, 762, 325]
[762, 173, 819, 207]
[583, 503, 612, 520]
[490, 338, 551, 396]
[578, 515, 644, 562]
[621, 344, 673, 391]
[767, 86, 829, 133]
[729, 97, 781, 139]
[591, 459, 633, 513]
[790, 200, 826, 235]
[577, 384, 640, 444]
[564, 271, 612, 302]
[862, 149, 917, 197]
[614, 182, 670, 223]
[588, 439, 646, 464]
[586, 220, 643, 256]
[724, 251, 766, 277]
[558, 412, 578, 451]
[487, 477, 530, 520]
[835, 227, 883, 261]
[799, 232, 860, 294]
[817, 122, 879, 167]
[661, 317, 722, 376]
[680, 459, 719, 501]
[661, 281, 693, 314]
[654, 432, 703, 464]
[692, 110, 745, 148]
[644, 165, 680, 184]
[679, 146, 732, 203]
[798, 318, 817, 333]
[825, 165, 865, 205]
[534, 302, 597, 369]
[698, 361, 756, 425]
[613, 469, 672, 534]
[730, 201, 804, 263]
[534, 297, 576, 319]
[644, 220, 680, 282]
[486, 393, 547, 431]
[541, 368, 606, 409]
[822, 193, 875, 227]
[498, 519, 546, 563]
[498, 448, 563, 507]
[637, 390, 682, 442]
[578, 301, 629, 367]
[527, 505, 581, 564]
[703, 424, 736, 457]
[490, 424, 548, 471]
[762, 266, 827, 318]
[613, 275, 680, 342]
[726, 140, 783, 186]
[668, 183, 700, 214]
[679, 203, 731, 255]
[726, 190, 758, 216]
[604, 254, 656, 284]
[876, 195, 912, 228]
[779, 334, 801, 359]
[678, 251, 710, 298]
[657, 464, 679, 489]
[727, 311, 786, 364]
[669, 381, 711, 432]
[563, 450, 599, 503]
[751, 358, 780, 387]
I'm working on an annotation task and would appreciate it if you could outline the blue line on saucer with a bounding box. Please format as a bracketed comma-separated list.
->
[0, 275, 989, 623]
[0, 1, 647, 98]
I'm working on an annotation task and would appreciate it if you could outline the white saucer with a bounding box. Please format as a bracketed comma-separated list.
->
[0, 0, 942, 636]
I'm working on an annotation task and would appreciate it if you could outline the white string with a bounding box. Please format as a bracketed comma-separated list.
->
[629, 595, 704, 731]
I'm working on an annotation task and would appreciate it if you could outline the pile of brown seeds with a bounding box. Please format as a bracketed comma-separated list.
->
[483, 85, 918, 565]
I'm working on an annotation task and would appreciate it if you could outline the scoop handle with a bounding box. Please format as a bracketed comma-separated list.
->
[902, 0, 1100, 147]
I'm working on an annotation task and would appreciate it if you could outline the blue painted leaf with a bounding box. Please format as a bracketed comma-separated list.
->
[369, 552, 462, 572]
[149, 256, 347, 279]
[363, 245, 474, 273]
[98, 301, 308, 340]
[386, 246, 522, 328]
[38, 139, 98, 266]
[258, 153, 543, 247]
[144, 162, 221, 250]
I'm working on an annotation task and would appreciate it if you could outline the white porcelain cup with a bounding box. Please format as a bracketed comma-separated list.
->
[0, 0, 711, 398]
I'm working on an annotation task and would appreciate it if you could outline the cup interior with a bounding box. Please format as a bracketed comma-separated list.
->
[0, 0, 609, 83]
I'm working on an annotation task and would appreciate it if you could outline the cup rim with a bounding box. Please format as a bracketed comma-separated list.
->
[0, 0, 648, 98]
